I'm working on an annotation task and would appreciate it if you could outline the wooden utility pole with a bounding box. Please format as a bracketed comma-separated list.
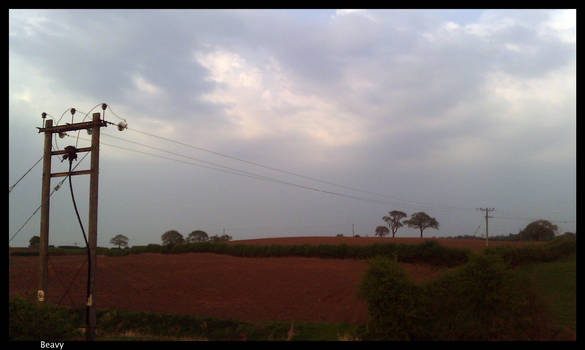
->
[38, 119, 53, 304]
[86, 112, 101, 341]
[477, 208, 495, 247]
[37, 111, 108, 341]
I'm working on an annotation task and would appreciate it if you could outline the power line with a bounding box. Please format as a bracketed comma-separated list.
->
[91, 132, 479, 213]
[9, 151, 90, 244]
[9, 156, 43, 193]
[107, 105, 473, 212]
[81, 135, 414, 207]
[102, 131, 434, 207]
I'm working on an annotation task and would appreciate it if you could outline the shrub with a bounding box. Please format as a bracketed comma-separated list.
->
[357, 257, 425, 340]
[9, 294, 81, 341]
[428, 254, 546, 340]
[358, 254, 549, 340]
[484, 235, 576, 267]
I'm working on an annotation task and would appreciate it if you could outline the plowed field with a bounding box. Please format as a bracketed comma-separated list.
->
[9, 237, 542, 324]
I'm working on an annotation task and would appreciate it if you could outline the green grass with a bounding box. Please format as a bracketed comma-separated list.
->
[512, 253, 576, 332]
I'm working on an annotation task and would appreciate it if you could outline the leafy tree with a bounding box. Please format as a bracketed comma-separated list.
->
[161, 230, 185, 246]
[29, 235, 40, 248]
[375, 226, 390, 237]
[518, 220, 558, 241]
[187, 230, 209, 243]
[110, 234, 129, 249]
[383, 211, 408, 238]
[403, 212, 439, 238]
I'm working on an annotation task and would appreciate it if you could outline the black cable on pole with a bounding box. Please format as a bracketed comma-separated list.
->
[63, 146, 91, 329]
[64, 148, 89, 247]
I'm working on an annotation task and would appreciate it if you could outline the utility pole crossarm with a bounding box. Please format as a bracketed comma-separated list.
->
[51, 170, 93, 178]
[52, 147, 92, 156]
[37, 120, 107, 134]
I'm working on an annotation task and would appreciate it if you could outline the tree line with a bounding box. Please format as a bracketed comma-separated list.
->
[24, 215, 571, 249]
[161, 229, 232, 246]
[26, 230, 231, 250]
[375, 211, 439, 238]
[373, 211, 571, 242]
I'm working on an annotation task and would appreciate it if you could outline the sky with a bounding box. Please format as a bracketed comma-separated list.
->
[9, 9, 576, 247]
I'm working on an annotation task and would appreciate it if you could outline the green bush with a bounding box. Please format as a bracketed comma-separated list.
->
[484, 235, 577, 267]
[357, 257, 425, 340]
[9, 294, 81, 341]
[357, 254, 549, 340]
[427, 254, 546, 340]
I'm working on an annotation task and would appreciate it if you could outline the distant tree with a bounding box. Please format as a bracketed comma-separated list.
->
[187, 230, 209, 243]
[375, 226, 390, 237]
[383, 210, 408, 238]
[110, 234, 129, 249]
[518, 220, 558, 241]
[209, 234, 232, 242]
[29, 235, 40, 248]
[161, 230, 185, 246]
[403, 212, 439, 238]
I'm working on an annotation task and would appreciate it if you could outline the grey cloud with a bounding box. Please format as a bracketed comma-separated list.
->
[8, 10, 575, 246]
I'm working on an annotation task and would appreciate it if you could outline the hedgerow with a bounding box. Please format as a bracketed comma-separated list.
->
[9, 293, 81, 341]
[357, 254, 550, 340]
[8, 296, 359, 341]
[483, 235, 576, 267]
[146, 240, 471, 267]
[10, 236, 575, 270]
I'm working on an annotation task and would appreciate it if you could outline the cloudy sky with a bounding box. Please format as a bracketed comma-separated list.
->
[9, 9, 576, 247]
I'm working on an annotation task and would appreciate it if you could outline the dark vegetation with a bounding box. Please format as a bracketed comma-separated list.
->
[9, 293, 359, 341]
[9, 235, 575, 341]
[11, 240, 470, 267]
[10, 234, 575, 270]
[358, 254, 549, 340]
[356, 235, 575, 340]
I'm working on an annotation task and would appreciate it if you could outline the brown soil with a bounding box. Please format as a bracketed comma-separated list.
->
[8, 237, 544, 325]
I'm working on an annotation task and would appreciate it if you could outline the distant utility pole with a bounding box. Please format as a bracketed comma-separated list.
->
[477, 208, 495, 247]
[37, 108, 111, 341]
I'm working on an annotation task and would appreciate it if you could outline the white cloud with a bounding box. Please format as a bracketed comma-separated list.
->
[195, 49, 366, 148]
[542, 9, 576, 43]
[9, 10, 71, 38]
[132, 74, 163, 95]
[333, 9, 377, 22]
[484, 61, 575, 128]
